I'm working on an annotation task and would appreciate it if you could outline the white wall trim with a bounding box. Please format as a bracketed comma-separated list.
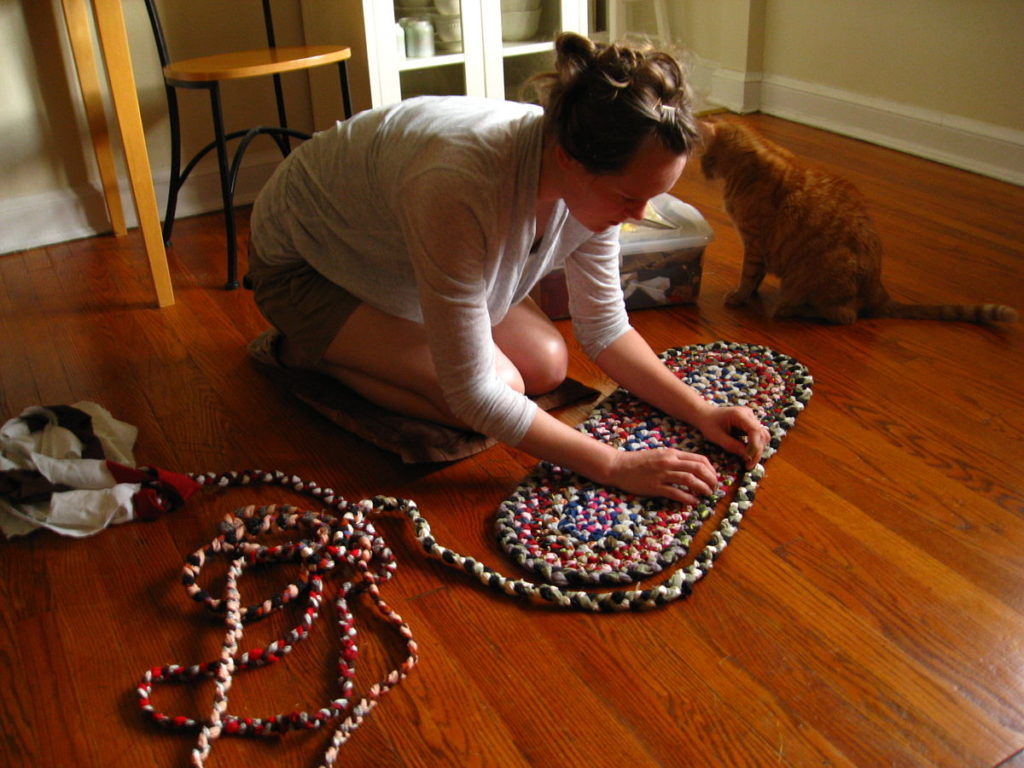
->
[0, 151, 281, 255]
[709, 67, 763, 116]
[694, 58, 1024, 188]
[0, 188, 107, 255]
[758, 74, 1024, 187]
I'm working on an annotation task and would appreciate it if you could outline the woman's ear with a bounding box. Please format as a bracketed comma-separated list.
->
[554, 143, 576, 171]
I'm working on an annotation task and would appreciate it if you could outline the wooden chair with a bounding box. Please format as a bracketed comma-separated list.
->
[142, 0, 353, 289]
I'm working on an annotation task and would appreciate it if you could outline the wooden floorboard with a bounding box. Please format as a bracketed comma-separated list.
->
[1, 114, 1022, 767]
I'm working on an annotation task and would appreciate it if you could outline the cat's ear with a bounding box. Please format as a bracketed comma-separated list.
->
[699, 120, 717, 143]
[699, 121, 719, 179]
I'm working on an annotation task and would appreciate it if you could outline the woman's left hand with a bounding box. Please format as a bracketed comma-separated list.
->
[692, 405, 770, 470]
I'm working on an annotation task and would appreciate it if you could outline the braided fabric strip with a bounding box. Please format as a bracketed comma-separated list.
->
[191, 554, 242, 765]
[136, 475, 418, 768]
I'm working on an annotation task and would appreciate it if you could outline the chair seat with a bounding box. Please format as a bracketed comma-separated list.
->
[164, 45, 351, 83]
[142, 0, 354, 289]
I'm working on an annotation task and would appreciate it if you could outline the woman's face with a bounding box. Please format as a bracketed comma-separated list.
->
[560, 134, 688, 232]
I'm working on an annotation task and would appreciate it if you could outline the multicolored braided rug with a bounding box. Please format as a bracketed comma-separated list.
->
[136, 341, 810, 765]
[494, 341, 812, 599]
[426, 340, 813, 610]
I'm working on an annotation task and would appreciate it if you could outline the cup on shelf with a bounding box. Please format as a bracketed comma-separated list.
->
[501, 9, 542, 41]
[432, 13, 462, 44]
[400, 16, 435, 58]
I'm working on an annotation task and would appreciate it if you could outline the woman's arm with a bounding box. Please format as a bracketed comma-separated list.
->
[595, 328, 714, 423]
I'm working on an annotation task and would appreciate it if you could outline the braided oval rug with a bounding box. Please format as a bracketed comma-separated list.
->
[488, 341, 813, 604]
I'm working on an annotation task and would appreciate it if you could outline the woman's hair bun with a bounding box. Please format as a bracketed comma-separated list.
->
[525, 32, 701, 174]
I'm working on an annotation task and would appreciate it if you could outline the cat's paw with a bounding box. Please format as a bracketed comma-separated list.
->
[823, 306, 858, 324]
[725, 290, 751, 307]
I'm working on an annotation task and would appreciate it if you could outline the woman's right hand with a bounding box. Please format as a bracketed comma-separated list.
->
[603, 447, 719, 505]
[518, 410, 720, 505]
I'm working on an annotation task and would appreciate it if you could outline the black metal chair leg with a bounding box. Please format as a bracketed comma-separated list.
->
[339, 61, 352, 119]
[162, 86, 184, 247]
[208, 83, 239, 290]
[271, 73, 292, 156]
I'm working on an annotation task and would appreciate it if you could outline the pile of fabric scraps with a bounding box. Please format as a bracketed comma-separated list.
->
[0, 402, 197, 538]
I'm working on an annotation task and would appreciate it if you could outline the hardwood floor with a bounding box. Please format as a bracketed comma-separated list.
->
[1, 114, 1022, 767]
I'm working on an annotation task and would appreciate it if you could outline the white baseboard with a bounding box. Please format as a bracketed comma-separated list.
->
[0, 152, 280, 255]
[0, 188, 112, 255]
[706, 65, 763, 115]
[694, 60, 1024, 187]
[758, 75, 1024, 187]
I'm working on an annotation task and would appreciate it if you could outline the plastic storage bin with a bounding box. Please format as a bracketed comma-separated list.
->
[532, 193, 713, 319]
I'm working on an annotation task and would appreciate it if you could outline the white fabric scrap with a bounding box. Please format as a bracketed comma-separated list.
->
[0, 402, 141, 538]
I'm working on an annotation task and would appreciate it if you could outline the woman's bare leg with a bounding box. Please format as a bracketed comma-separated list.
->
[283, 296, 567, 427]
[300, 304, 467, 425]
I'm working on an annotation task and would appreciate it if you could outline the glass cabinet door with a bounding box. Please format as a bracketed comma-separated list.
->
[364, 1, 483, 104]
[481, 0, 587, 102]
[363, 1, 586, 107]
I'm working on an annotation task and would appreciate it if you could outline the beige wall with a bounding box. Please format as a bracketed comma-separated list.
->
[2, 0, 1022, 254]
[760, 0, 1022, 129]
[667, 0, 765, 74]
[4, 1, 93, 199]
[625, 0, 1023, 183]
[626, 0, 1023, 130]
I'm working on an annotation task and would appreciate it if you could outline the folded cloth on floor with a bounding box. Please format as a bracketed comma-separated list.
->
[248, 328, 599, 464]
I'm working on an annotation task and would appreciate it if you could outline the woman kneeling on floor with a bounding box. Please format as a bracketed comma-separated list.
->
[247, 32, 767, 504]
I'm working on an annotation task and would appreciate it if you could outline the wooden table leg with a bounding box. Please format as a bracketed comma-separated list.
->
[89, 0, 175, 307]
[61, 0, 127, 237]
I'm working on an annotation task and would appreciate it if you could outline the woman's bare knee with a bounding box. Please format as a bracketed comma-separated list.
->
[318, 304, 462, 424]
[495, 353, 526, 394]
[521, 332, 568, 394]
[494, 298, 568, 395]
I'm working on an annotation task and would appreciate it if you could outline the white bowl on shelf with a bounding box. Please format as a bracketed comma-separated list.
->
[432, 13, 462, 43]
[396, 4, 434, 17]
[500, 0, 541, 11]
[433, 0, 461, 14]
[501, 9, 541, 41]
[435, 40, 464, 53]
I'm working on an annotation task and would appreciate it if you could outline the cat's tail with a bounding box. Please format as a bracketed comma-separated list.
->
[880, 302, 1018, 323]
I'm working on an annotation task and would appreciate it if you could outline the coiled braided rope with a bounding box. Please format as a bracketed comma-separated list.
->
[136, 487, 418, 768]
[136, 342, 810, 765]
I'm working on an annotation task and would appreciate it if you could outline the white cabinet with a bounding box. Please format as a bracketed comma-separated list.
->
[362, 1, 589, 107]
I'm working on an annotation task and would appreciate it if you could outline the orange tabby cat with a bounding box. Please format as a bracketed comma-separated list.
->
[699, 118, 1018, 324]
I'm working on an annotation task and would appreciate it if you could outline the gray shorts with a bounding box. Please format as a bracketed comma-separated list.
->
[247, 246, 362, 369]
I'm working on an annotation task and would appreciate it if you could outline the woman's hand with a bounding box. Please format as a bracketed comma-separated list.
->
[601, 404, 768, 503]
[604, 447, 720, 506]
[691, 404, 770, 470]
[592, 331, 770, 476]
